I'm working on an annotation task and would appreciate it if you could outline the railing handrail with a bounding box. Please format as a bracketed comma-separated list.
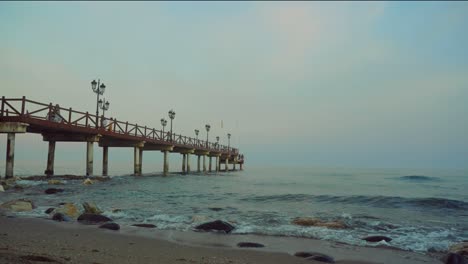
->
[0, 96, 241, 155]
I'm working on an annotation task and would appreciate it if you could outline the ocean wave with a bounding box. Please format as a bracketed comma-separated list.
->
[240, 194, 468, 211]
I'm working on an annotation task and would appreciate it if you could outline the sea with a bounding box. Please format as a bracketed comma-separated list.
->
[1, 165, 467, 253]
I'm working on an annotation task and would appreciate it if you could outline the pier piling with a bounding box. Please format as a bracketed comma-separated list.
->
[102, 146, 108, 176]
[86, 141, 94, 176]
[197, 155, 201, 172]
[163, 150, 169, 176]
[45, 141, 56, 176]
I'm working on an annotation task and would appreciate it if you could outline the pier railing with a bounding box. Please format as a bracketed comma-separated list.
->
[0, 97, 238, 155]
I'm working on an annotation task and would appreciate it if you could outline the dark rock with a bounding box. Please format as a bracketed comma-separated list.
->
[362, 235, 392, 243]
[294, 252, 335, 263]
[20, 255, 58, 262]
[77, 213, 112, 225]
[45, 208, 55, 214]
[208, 207, 223, 211]
[45, 188, 64, 194]
[237, 242, 265, 248]
[194, 220, 235, 234]
[132, 224, 156, 228]
[443, 253, 468, 264]
[52, 213, 70, 222]
[99, 222, 120, 231]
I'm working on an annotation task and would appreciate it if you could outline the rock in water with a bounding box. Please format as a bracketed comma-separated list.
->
[52, 213, 71, 222]
[132, 224, 156, 228]
[44, 188, 64, 194]
[55, 203, 80, 218]
[83, 202, 103, 214]
[83, 178, 93, 185]
[362, 236, 392, 243]
[294, 252, 335, 263]
[195, 220, 235, 233]
[450, 242, 468, 258]
[237, 242, 265, 248]
[0, 199, 35, 212]
[99, 222, 120, 231]
[44, 208, 55, 214]
[77, 213, 112, 225]
[443, 253, 467, 264]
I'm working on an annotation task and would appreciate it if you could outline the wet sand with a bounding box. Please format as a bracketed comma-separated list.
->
[0, 216, 442, 264]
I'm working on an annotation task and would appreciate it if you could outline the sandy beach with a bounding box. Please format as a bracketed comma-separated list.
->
[0, 216, 442, 264]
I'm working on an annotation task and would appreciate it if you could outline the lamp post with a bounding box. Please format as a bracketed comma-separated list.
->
[91, 79, 106, 128]
[205, 124, 210, 148]
[216, 136, 220, 149]
[160, 118, 167, 139]
[227, 133, 231, 151]
[98, 98, 110, 117]
[168, 109, 176, 141]
[195, 129, 199, 145]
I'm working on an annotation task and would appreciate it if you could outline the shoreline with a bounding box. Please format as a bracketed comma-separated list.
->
[0, 215, 442, 264]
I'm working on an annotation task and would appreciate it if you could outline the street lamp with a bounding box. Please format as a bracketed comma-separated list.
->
[227, 133, 231, 151]
[195, 129, 199, 140]
[160, 118, 167, 139]
[168, 109, 176, 141]
[98, 98, 110, 117]
[205, 124, 211, 147]
[91, 79, 106, 128]
[216, 136, 220, 149]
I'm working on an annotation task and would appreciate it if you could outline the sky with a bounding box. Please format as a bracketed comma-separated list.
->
[1, 1, 468, 172]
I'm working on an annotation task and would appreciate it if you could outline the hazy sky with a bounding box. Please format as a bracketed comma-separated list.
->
[1, 1, 468, 171]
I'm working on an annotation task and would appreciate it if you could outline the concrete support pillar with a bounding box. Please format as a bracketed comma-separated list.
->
[203, 155, 206, 172]
[216, 156, 219, 172]
[139, 148, 143, 175]
[163, 150, 169, 176]
[45, 141, 55, 176]
[5, 133, 15, 179]
[187, 154, 191, 173]
[233, 158, 236, 171]
[209, 156, 212, 172]
[225, 158, 228, 172]
[197, 155, 201, 172]
[86, 141, 94, 176]
[182, 154, 186, 174]
[102, 146, 109, 176]
[134, 147, 141, 176]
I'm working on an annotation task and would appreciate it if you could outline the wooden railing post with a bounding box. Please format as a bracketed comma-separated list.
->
[113, 119, 117, 132]
[1, 96, 4, 117]
[85, 112, 89, 127]
[68, 108, 72, 123]
[135, 124, 138, 136]
[21, 96, 25, 115]
[144, 126, 147, 137]
[125, 121, 128, 134]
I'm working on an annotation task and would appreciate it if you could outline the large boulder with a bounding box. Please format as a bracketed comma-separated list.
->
[54, 203, 80, 218]
[77, 213, 112, 225]
[450, 242, 468, 258]
[99, 222, 120, 231]
[0, 199, 35, 212]
[44, 188, 64, 194]
[292, 217, 347, 229]
[82, 202, 103, 214]
[295, 252, 335, 263]
[443, 253, 467, 264]
[194, 220, 235, 234]
[362, 236, 392, 243]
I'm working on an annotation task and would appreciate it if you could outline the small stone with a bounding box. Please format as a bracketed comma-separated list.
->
[52, 213, 71, 222]
[362, 235, 392, 243]
[45, 208, 55, 214]
[294, 252, 335, 263]
[45, 188, 64, 194]
[237, 242, 265, 248]
[48, 179, 63, 185]
[77, 213, 112, 224]
[132, 224, 156, 228]
[99, 222, 120, 231]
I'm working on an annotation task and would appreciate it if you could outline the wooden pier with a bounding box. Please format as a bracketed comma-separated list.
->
[0, 96, 244, 178]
